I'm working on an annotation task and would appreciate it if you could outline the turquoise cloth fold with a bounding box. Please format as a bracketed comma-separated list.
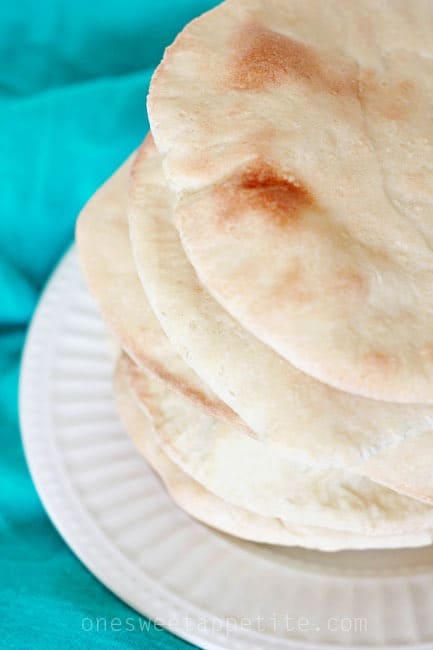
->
[0, 2, 217, 647]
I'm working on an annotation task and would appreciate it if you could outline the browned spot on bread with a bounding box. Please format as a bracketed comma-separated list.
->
[359, 71, 415, 121]
[362, 351, 396, 376]
[334, 271, 368, 299]
[227, 23, 357, 95]
[420, 343, 433, 364]
[382, 80, 415, 121]
[217, 160, 315, 229]
[125, 353, 254, 436]
[273, 267, 368, 314]
[273, 269, 312, 305]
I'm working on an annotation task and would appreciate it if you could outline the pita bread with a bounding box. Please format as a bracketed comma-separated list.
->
[116, 362, 432, 551]
[76, 142, 433, 503]
[148, 0, 433, 403]
[75, 147, 241, 425]
[120, 354, 433, 537]
[359, 431, 433, 505]
[128, 138, 433, 474]
[114, 358, 432, 550]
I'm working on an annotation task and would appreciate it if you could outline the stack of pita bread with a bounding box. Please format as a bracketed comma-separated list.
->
[76, 0, 433, 551]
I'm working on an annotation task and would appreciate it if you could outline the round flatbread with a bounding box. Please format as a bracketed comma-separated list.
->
[121, 354, 433, 537]
[75, 147, 241, 425]
[129, 138, 433, 473]
[114, 358, 432, 550]
[148, 0, 433, 403]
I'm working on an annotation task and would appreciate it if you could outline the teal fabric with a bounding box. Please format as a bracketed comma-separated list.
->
[0, 2, 218, 648]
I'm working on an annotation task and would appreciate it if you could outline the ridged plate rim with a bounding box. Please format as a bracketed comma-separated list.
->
[19, 246, 433, 650]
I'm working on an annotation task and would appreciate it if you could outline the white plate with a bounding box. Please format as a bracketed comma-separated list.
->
[20, 247, 433, 650]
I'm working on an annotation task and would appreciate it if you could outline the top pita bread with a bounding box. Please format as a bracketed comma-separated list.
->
[148, 0, 433, 403]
